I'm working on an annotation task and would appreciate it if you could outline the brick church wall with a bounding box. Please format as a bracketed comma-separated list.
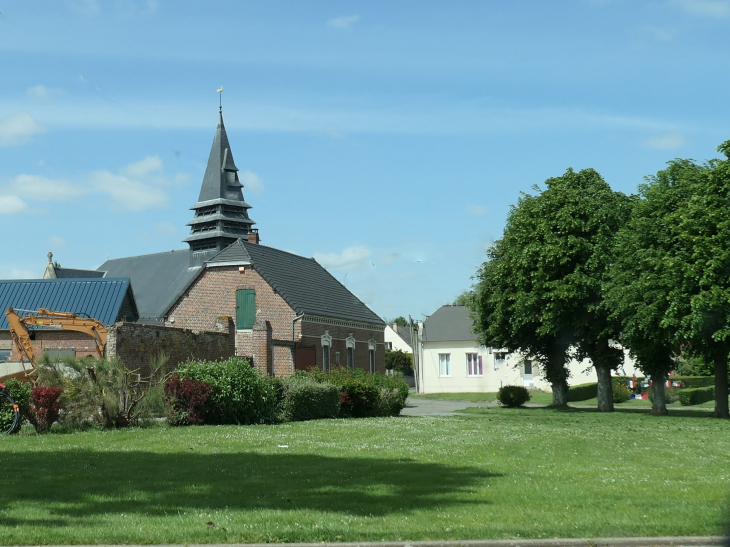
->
[300, 320, 386, 374]
[165, 265, 299, 373]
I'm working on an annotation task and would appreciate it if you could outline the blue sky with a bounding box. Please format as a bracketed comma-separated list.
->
[1, 0, 729, 321]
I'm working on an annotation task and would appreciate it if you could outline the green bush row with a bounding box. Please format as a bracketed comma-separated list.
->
[666, 376, 714, 389]
[295, 367, 409, 418]
[678, 386, 714, 406]
[0, 379, 32, 433]
[176, 357, 278, 425]
[275, 377, 341, 422]
[567, 382, 597, 402]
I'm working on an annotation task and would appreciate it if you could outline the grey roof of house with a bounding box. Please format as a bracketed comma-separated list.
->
[0, 278, 138, 329]
[422, 305, 477, 342]
[54, 267, 106, 279]
[395, 324, 414, 348]
[97, 250, 202, 322]
[207, 239, 384, 326]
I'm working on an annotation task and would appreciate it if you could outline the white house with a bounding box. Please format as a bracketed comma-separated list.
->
[417, 305, 638, 394]
[384, 323, 413, 353]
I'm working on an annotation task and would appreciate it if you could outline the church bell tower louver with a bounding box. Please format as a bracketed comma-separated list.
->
[184, 108, 257, 265]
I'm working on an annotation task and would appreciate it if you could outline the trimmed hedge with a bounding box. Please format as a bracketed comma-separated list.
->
[678, 386, 715, 406]
[497, 385, 530, 407]
[176, 357, 277, 424]
[296, 367, 409, 418]
[567, 382, 597, 402]
[667, 376, 714, 389]
[277, 377, 340, 422]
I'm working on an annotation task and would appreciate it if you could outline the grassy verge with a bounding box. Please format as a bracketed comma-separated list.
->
[1, 410, 729, 544]
[410, 391, 554, 404]
[411, 391, 720, 408]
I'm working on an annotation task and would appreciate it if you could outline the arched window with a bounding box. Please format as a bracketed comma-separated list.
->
[346, 333, 356, 370]
[321, 330, 332, 372]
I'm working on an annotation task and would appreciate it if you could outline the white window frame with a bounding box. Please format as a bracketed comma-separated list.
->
[346, 333, 356, 370]
[466, 353, 483, 377]
[439, 353, 451, 377]
[321, 330, 332, 372]
[523, 359, 534, 377]
[368, 339, 376, 373]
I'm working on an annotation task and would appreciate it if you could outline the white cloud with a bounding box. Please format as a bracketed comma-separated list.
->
[240, 170, 264, 196]
[643, 131, 686, 150]
[0, 267, 37, 279]
[0, 113, 45, 146]
[11, 174, 87, 201]
[48, 235, 66, 248]
[91, 171, 168, 210]
[26, 85, 63, 99]
[66, 0, 100, 15]
[153, 222, 177, 236]
[328, 15, 360, 28]
[314, 246, 370, 268]
[0, 196, 28, 215]
[672, 0, 730, 17]
[466, 204, 489, 217]
[637, 25, 674, 41]
[124, 155, 163, 177]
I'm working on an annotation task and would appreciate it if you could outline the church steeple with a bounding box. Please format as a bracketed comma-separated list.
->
[184, 110, 257, 265]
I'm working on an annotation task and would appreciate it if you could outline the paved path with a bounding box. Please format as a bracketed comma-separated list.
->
[401, 397, 490, 416]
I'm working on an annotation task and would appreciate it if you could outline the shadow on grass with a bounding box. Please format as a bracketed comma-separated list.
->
[0, 450, 501, 527]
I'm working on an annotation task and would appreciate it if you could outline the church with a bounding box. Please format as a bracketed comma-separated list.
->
[4, 109, 386, 376]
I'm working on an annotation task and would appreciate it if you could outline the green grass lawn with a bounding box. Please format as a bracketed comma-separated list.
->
[1, 410, 729, 544]
[411, 391, 719, 408]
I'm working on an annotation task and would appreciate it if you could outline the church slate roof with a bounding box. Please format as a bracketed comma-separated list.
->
[0, 278, 138, 329]
[422, 305, 477, 342]
[97, 250, 202, 323]
[206, 239, 384, 326]
[53, 267, 106, 279]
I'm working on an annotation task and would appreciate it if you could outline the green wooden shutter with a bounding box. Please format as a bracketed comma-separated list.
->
[236, 289, 255, 329]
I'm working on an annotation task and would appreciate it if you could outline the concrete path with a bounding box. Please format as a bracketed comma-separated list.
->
[23, 537, 725, 547]
[401, 397, 490, 416]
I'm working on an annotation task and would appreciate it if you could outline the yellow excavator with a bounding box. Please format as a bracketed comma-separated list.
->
[3, 307, 108, 384]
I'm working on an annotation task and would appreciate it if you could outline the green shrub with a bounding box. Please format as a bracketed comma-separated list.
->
[0, 379, 32, 433]
[296, 367, 409, 418]
[678, 386, 715, 406]
[648, 386, 681, 404]
[176, 357, 277, 424]
[497, 385, 531, 407]
[613, 383, 631, 403]
[375, 387, 408, 417]
[385, 349, 413, 372]
[667, 376, 714, 389]
[567, 382, 597, 402]
[276, 377, 340, 422]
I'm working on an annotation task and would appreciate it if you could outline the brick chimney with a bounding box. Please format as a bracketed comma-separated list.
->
[247, 229, 260, 244]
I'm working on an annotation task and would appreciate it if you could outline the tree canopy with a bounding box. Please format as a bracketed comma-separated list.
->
[473, 168, 631, 408]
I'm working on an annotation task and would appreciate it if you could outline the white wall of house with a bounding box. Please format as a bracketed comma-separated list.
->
[384, 325, 412, 353]
[419, 340, 639, 394]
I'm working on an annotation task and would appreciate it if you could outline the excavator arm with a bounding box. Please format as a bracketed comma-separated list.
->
[5, 307, 108, 382]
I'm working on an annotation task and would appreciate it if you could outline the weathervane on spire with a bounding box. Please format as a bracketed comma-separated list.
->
[217, 86, 223, 112]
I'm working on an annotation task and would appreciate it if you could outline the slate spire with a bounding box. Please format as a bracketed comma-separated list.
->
[184, 109, 257, 265]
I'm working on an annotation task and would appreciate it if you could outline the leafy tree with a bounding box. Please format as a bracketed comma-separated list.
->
[473, 168, 631, 410]
[385, 349, 413, 372]
[605, 165, 693, 415]
[386, 316, 408, 328]
[659, 142, 730, 417]
[453, 290, 473, 307]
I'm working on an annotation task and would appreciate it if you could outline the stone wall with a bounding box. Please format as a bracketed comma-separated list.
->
[107, 322, 233, 374]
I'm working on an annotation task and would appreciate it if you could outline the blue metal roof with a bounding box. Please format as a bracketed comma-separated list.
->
[0, 278, 135, 329]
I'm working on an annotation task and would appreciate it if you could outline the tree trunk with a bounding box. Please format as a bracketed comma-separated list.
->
[552, 379, 568, 406]
[595, 366, 614, 412]
[650, 379, 668, 416]
[714, 353, 729, 419]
